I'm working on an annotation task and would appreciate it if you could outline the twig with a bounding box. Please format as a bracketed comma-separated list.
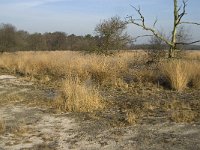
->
[176, 40, 200, 45]
[133, 35, 153, 42]
[179, 22, 200, 26]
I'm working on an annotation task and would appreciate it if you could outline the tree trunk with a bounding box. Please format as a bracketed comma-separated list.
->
[169, 0, 178, 58]
[169, 45, 175, 58]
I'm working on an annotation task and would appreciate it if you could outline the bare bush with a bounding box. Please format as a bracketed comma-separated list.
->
[95, 16, 131, 54]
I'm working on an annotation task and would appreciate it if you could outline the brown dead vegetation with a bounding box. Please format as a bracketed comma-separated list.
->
[0, 50, 199, 124]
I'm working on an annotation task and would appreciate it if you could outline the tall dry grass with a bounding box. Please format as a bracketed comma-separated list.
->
[159, 59, 200, 91]
[0, 120, 5, 134]
[0, 51, 140, 85]
[0, 51, 143, 112]
[54, 76, 105, 112]
[184, 50, 200, 60]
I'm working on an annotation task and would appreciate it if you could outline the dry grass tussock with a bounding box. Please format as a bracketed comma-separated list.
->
[0, 119, 30, 136]
[159, 59, 200, 91]
[53, 76, 105, 112]
[163, 100, 197, 123]
[126, 111, 138, 125]
[0, 120, 6, 134]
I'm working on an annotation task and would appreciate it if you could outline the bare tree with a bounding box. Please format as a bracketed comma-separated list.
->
[95, 16, 131, 53]
[16, 30, 29, 50]
[27, 33, 47, 51]
[128, 0, 200, 58]
[44, 32, 67, 50]
[0, 23, 17, 52]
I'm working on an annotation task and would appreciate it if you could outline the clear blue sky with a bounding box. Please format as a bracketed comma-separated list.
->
[0, 0, 199, 42]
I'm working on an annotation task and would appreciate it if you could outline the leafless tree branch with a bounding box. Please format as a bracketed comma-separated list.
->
[179, 22, 200, 26]
[132, 35, 153, 42]
[128, 0, 199, 58]
[176, 40, 200, 45]
[177, 0, 187, 25]
[153, 18, 158, 28]
[127, 6, 172, 47]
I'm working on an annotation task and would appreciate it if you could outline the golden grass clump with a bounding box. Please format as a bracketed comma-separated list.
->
[159, 59, 200, 91]
[0, 120, 6, 134]
[54, 77, 105, 112]
[0, 119, 30, 136]
[126, 111, 138, 125]
[170, 110, 197, 123]
[163, 100, 197, 123]
[164, 100, 191, 111]
[88, 55, 127, 85]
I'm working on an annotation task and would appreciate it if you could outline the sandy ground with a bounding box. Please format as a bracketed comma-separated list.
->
[0, 75, 200, 150]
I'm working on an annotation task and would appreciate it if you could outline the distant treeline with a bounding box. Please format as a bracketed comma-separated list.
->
[0, 23, 199, 53]
[0, 23, 105, 52]
[0, 23, 135, 53]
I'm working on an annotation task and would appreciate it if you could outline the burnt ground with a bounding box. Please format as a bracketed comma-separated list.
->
[0, 74, 200, 150]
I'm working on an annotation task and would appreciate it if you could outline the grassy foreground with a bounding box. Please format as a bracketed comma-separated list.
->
[0, 50, 200, 124]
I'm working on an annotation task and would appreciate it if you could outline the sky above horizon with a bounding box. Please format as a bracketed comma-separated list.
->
[0, 0, 200, 43]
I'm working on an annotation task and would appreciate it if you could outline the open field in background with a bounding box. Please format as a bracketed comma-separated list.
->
[184, 50, 200, 60]
[0, 50, 200, 149]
